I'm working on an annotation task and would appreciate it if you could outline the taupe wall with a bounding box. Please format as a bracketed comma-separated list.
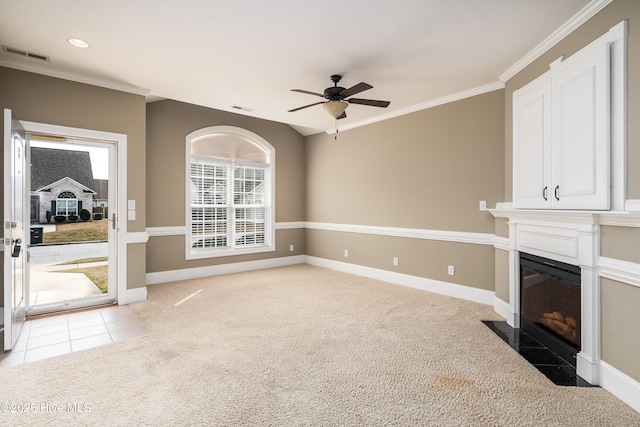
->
[0, 66, 147, 291]
[601, 278, 640, 382]
[494, 218, 509, 238]
[600, 224, 640, 383]
[499, 0, 640, 383]
[145, 100, 305, 273]
[494, 249, 509, 302]
[601, 226, 640, 263]
[305, 90, 505, 291]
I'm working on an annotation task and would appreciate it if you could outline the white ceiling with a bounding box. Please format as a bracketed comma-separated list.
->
[0, 0, 598, 135]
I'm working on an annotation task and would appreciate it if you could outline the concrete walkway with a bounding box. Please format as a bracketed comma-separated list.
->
[29, 243, 109, 306]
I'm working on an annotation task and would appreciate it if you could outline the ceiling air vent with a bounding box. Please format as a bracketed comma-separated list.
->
[2, 45, 50, 62]
[231, 105, 254, 112]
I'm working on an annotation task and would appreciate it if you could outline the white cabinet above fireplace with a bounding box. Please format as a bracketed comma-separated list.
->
[513, 39, 611, 210]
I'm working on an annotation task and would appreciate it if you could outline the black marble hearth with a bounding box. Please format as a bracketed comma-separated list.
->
[483, 320, 595, 387]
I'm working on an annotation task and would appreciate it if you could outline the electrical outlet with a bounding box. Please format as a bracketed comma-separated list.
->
[289, 244, 294, 252]
[344, 249, 349, 258]
[479, 200, 487, 211]
[448, 265, 455, 275]
[393, 257, 399, 266]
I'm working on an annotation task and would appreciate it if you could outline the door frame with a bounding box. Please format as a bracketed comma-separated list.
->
[28, 137, 117, 314]
[20, 120, 130, 307]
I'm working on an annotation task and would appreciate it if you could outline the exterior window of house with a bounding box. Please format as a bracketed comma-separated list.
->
[186, 126, 274, 259]
[56, 191, 78, 216]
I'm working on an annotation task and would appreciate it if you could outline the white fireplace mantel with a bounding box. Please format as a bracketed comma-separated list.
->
[490, 205, 640, 385]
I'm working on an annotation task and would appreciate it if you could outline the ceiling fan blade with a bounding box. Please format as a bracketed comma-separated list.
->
[337, 111, 347, 120]
[339, 82, 373, 98]
[347, 98, 390, 108]
[288, 101, 325, 112]
[291, 89, 324, 97]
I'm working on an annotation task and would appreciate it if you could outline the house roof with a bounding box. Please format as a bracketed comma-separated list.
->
[38, 176, 96, 195]
[31, 147, 96, 192]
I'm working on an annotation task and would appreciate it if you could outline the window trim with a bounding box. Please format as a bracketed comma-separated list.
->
[185, 126, 275, 260]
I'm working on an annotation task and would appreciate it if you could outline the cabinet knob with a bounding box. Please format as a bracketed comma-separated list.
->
[543, 186, 548, 201]
[555, 185, 560, 201]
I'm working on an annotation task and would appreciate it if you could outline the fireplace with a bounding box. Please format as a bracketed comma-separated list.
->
[520, 252, 581, 367]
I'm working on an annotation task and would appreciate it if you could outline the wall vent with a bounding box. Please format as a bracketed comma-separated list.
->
[2, 45, 50, 62]
[231, 105, 254, 112]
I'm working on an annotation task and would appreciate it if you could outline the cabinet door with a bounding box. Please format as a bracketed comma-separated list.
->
[551, 42, 610, 210]
[513, 74, 552, 209]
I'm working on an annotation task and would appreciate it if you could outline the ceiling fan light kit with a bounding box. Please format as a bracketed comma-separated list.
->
[323, 100, 348, 119]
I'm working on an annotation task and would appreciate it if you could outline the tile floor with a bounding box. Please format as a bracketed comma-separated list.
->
[0, 305, 147, 368]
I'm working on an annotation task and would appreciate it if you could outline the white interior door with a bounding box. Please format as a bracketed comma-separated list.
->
[3, 109, 28, 351]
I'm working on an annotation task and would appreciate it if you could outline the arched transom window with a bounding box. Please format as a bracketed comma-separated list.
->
[56, 191, 78, 216]
[186, 126, 275, 259]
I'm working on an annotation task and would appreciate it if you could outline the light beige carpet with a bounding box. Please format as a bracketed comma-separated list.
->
[2, 264, 639, 426]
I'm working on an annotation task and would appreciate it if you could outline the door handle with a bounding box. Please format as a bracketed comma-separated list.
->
[107, 213, 116, 230]
[11, 238, 22, 258]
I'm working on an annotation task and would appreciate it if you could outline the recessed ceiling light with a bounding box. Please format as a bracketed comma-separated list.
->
[67, 38, 90, 48]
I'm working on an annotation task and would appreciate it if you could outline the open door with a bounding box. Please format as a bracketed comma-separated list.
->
[28, 137, 116, 314]
[3, 109, 28, 351]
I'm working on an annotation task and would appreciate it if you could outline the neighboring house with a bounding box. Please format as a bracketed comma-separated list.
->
[93, 178, 109, 217]
[30, 147, 97, 223]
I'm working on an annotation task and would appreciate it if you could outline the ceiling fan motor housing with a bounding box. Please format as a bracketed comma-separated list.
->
[324, 86, 346, 101]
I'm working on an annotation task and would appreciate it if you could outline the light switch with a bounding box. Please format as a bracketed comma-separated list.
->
[128, 210, 136, 221]
[128, 200, 136, 210]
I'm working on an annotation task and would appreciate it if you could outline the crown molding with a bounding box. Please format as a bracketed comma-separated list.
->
[0, 57, 150, 96]
[499, 0, 614, 82]
[326, 81, 505, 135]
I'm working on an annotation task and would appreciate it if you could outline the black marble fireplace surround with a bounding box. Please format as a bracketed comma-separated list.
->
[483, 320, 593, 387]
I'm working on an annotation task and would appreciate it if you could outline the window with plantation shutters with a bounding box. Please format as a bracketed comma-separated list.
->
[190, 162, 229, 249]
[186, 126, 274, 259]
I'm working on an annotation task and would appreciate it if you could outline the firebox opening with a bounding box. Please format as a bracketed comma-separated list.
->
[520, 252, 581, 367]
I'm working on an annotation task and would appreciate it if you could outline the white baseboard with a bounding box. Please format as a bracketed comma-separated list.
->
[304, 256, 494, 306]
[145, 254, 494, 305]
[121, 286, 147, 304]
[145, 255, 305, 285]
[493, 297, 513, 323]
[600, 360, 640, 413]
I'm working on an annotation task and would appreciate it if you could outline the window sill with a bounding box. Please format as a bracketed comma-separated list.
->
[186, 244, 275, 260]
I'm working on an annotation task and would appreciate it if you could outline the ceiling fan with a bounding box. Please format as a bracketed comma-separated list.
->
[288, 75, 390, 119]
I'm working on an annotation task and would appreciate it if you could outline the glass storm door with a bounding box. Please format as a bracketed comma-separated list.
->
[3, 109, 28, 350]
